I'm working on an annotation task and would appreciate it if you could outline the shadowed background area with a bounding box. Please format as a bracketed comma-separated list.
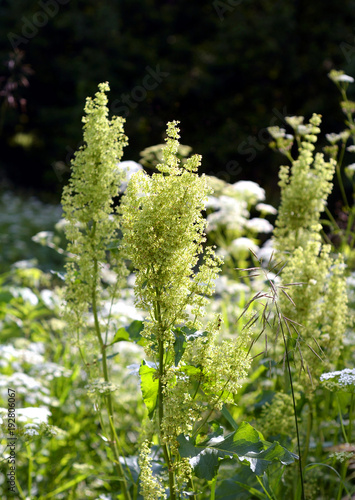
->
[1, 0, 355, 203]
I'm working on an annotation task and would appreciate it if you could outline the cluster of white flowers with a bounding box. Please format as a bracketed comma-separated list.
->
[205, 179, 275, 239]
[206, 195, 249, 232]
[0, 373, 52, 405]
[0, 191, 62, 268]
[230, 237, 259, 254]
[245, 218, 273, 234]
[320, 368, 355, 389]
[256, 203, 277, 215]
[257, 239, 274, 263]
[328, 71, 354, 84]
[85, 378, 119, 396]
[345, 163, 355, 178]
[0, 342, 71, 381]
[0, 343, 44, 368]
[326, 132, 350, 144]
[30, 362, 72, 381]
[0, 406, 52, 426]
[229, 180, 266, 204]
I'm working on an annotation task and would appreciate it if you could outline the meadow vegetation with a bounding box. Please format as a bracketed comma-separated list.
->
[1, 71, 355, 499]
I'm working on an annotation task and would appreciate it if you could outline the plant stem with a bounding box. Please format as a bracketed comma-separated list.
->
[155, 287, 176, 500]
[25, 442, 33, 497]
[336, 394, 348, 443]
[349, 393, 354, 442]
[278, 311, 305, 500]
[302, 404, 312, 470]
[91, 245, 131, 500]
[14, 475, 26, 500]
[336, 142, 349, 211]
[209, 476, 217, 500]
[256, 475, 274, 500]
[336, 461, 347, 500]
[188, 476, 197, 500]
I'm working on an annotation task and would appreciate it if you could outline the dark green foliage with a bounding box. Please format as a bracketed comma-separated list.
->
[1, 0, 355, 199]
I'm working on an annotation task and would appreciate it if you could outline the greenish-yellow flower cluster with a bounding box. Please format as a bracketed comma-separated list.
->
[138, 440, 167, 500]
[119, 121, 222, 346]
[274, 114, 335, 252]
[188, 319, 251, 408]
[273, 114, 348, 382]
[160, 370, 199, 446]
[61, 82, 128, 351]
[257, 391, 300, 439]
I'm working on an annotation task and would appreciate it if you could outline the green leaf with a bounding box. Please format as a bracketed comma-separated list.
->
[234, 480, 267, 499]
[177, 421, 297, 480]
[177, 435, 223, 480]
[215, 468, 259, 500]
[221, 404, 239, 431]
[180, 365, 201, 377]
[172, 327, 208, 367]
[139, 361, 159, 419]
[111, 320, 145, 346]
[173, 330, 186, 366]
[0, 290, 13, 304]
[42, 474, 91, 499]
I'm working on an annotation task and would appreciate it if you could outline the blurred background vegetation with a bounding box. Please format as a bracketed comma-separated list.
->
[1, 0, 355, 204]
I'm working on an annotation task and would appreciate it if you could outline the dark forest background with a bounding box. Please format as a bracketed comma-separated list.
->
[1, 0, 355, 204]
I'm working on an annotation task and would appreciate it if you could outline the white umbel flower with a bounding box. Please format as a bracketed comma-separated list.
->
[230, 180, 265, 204]
[245, 218, 274, 234]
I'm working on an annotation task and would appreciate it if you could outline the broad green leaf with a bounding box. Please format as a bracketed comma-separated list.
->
[111, 320, 145, 346]
[180, 365, 201, 376]
[215, 478, 250, 500]
[119, 455, 140, 484]
[177, 421, 297, 480]
[111, 329, 129, 343]
[234, 481, 267, 499]
[177, 435, 224, 480]
[191, 448, 222, 481]
[139, 362, 159, 419]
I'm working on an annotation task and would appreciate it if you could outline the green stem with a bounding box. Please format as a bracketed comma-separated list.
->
[336, 394, 348, 443]
[209, 476, 217, 500]
[335, 157, 349, 211]
[349, 393, 354, 443]
[278, 311, 305, 500]
[25, 442, 33, 497]
[345, 206, 355, 249]
[90, 226, 131, 500]
[14, 474, 26, 500]
[155, 288, 176, 500]
[302, 404, 312, 469]
[188, 476, 197, 500]
[336, 461, 347, 500]
[256, 475, 274, 500]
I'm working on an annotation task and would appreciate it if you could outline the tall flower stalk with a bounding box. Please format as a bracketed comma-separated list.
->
[119, 121, 253, 498]
[61, 89, 297, 499]
[267, 113, 349, 499]
[61, 83, 131, 499]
